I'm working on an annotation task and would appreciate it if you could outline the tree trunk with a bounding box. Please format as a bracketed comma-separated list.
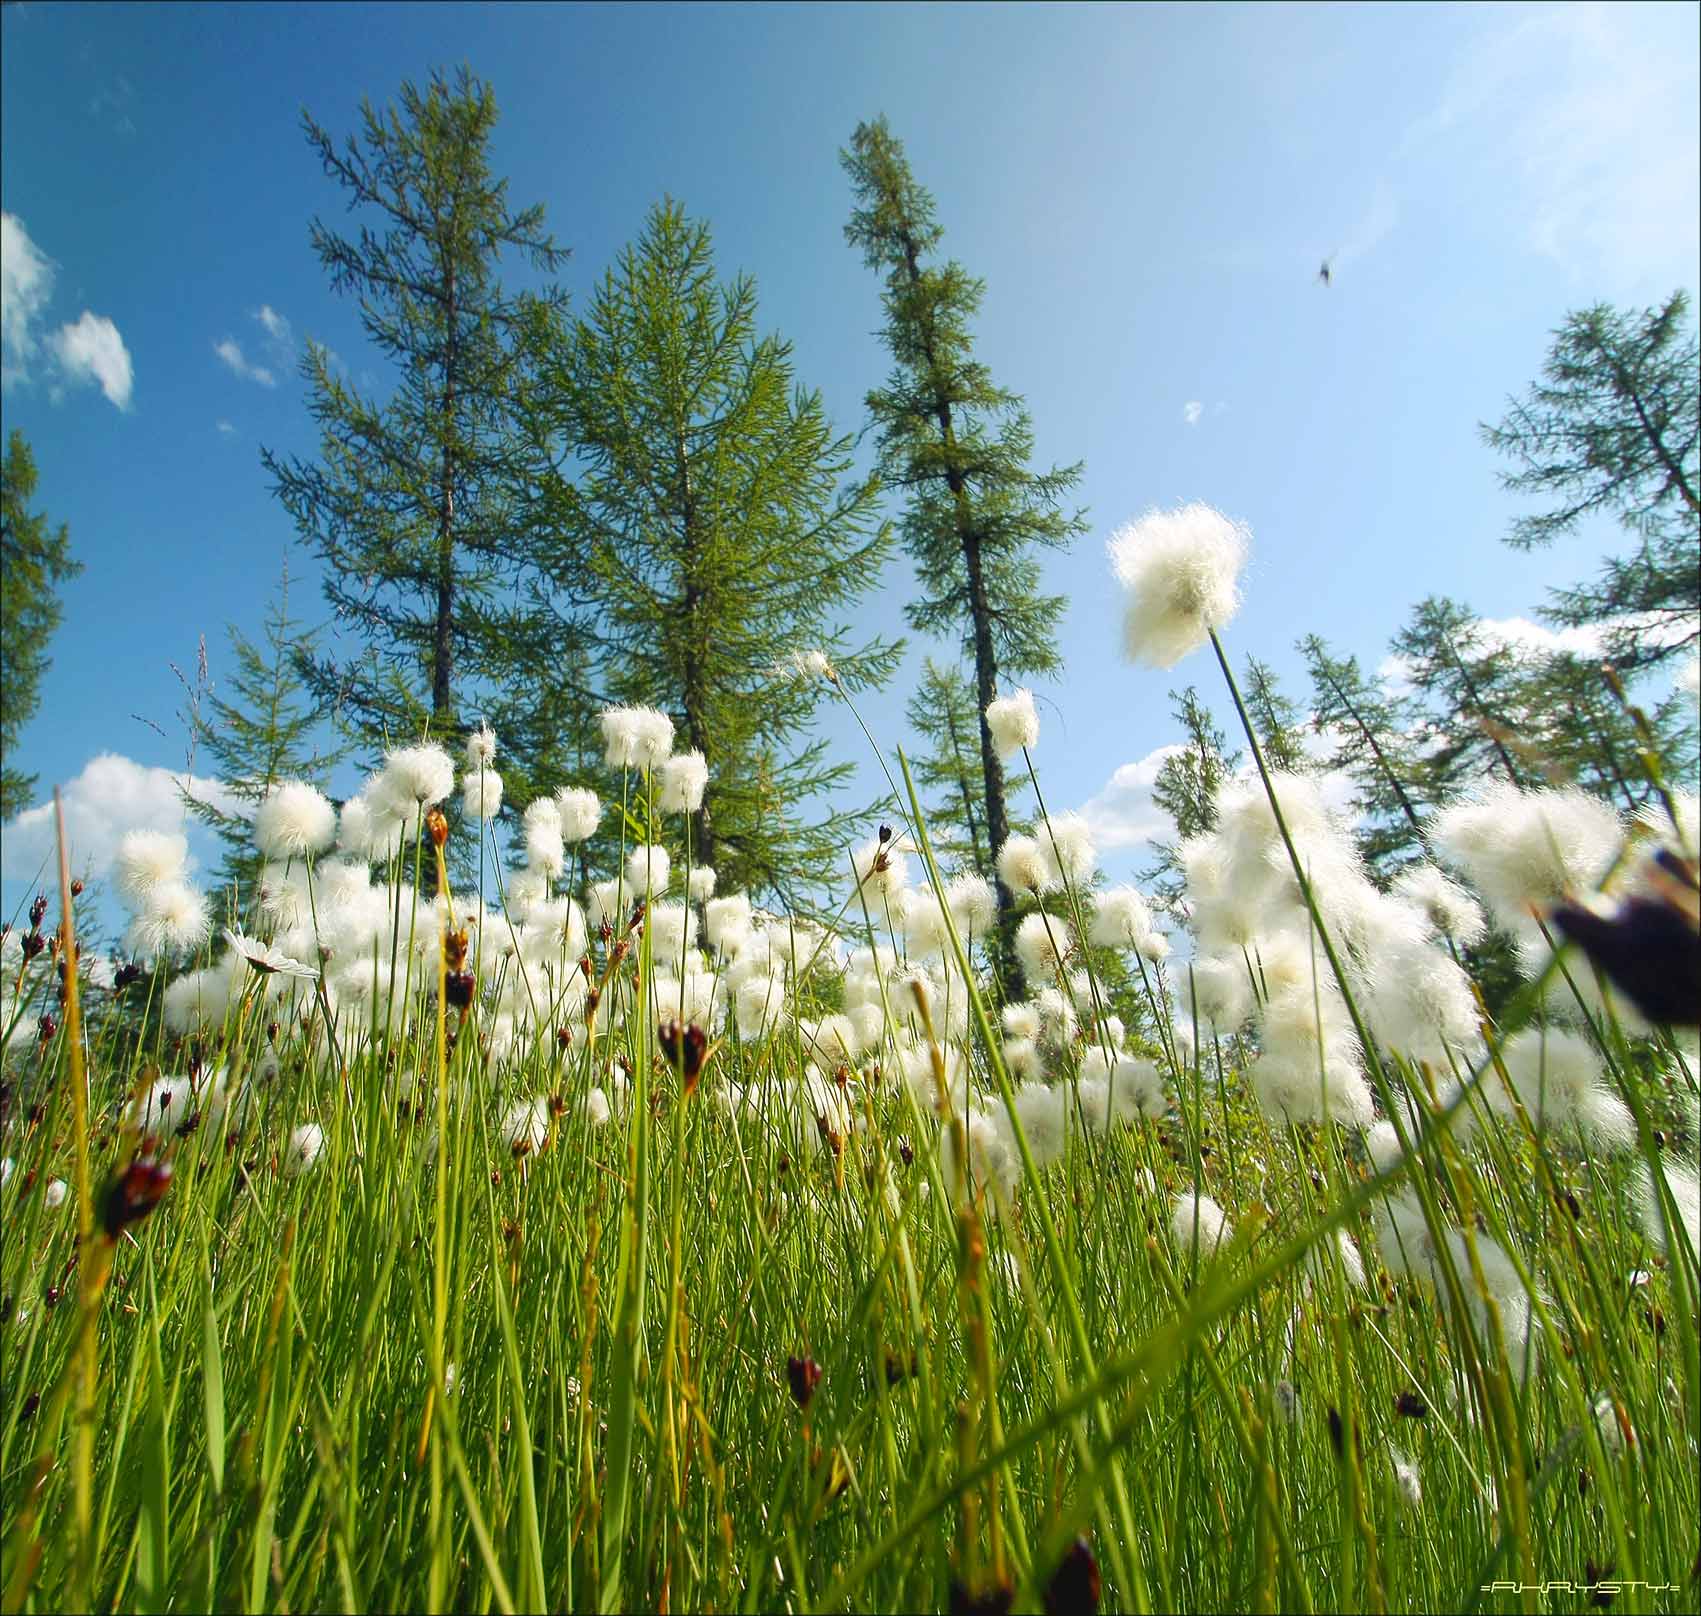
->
[433, 259, 457, 728]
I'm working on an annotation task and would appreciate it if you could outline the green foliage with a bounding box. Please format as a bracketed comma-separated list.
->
[529, 201, 903, 903]
[1482, 290, 1700, 671]
[0, 430, 81, 821]
[904, 658, 1032, 879]
[262, 67, 572, 771]
[185, 558, 346, 909]
[1146, 686, 1239, 903]
[1300, 633, 1430, 877]
[842, 116, 1086, 987]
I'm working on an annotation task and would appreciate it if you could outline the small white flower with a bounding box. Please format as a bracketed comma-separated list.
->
[45, 1178, 68, 1208]
[985, 688, 1039, 758]
[1108, 502, 1249, 668]
[222, 928, 318, 981]
[659, 751, 708, 814]
[253, 781, 336, 860]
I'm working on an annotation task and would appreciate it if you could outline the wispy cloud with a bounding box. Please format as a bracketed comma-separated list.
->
[1074, 744, 1187, 855]
[4, 212, 135, 409]
[52, 312, 133, 409]
[88, 74, 137, 140]
[1, 753, 237, 883]
[214, 337, 276, 387]
[216, 419, 236, 436]
[2, 210, 54, 387]
[255, 304, 292, 346]
[1182, 400, 1203, 427]
[1334, 178, 1398, 272]
[1402, 2, 1699, 282]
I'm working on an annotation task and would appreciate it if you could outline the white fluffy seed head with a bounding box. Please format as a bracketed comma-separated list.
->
[1391, 862, 1487, 948]
[1091, 885, 1155, 951]
[284, 1122, 325, 1177]
[1108, 502, 1249, 669]
[127, 881, 211, 960]
[996, 833, 1053, 897]
[659, 750, 708, 814]
[688, 866, 717, 901]
[1014, 912, 1071, 980]
[600, 705, 674, 771]
[464, 724, 497, 767]
[625, 844, 671, 895]
[946, 873, 998, 934]
[1039, 811, 1096, 888]
[985, 688, 1040, 758]
[704, 893, 752, 953]
[114, 829, 189, 907]
[462, 768, 503, 820]
[382, 743, 455, 808]
[555, 787, 601, 844]
[1172, 1191, 1233, 1257]
[254, 781, 336, 860]
[852, 836, 907, 903]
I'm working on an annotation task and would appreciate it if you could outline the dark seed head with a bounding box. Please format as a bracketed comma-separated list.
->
[1326, 1404, 1344, 1458]
[20, 1391, 39, 1422]
[1395, 1391, 1428, 1419]
[444, 971, 475, 1010]
[786, 1354, 821, 1411]
[1043, 1536, 1101, 1616]
[898, 1135, 914, 1167]
[877, 825, 893, 846]
[425, 807, 449, 848]
[949, 1578, 1015, 1616]
[98, 1157, 173, 1239]
[29, 895, 47, 929]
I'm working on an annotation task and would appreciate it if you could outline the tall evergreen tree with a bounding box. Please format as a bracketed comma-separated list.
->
[1241, 655, 1312, 775]
[904, 657, 1032, 877]
[842, 117, 1086, 990]
[0, 430, 81, 821]
[262, 67, 571, 770]
[532, 201, 903, 903]
[1482, 291, 1699, 672]
[1300, 633, 1430, 877]
[1146, 686, 1239, 906]
[186, 559, 346, 905]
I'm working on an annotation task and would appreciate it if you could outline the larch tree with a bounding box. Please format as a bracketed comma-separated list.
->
[262, 67, 572, 776]
[0, 430, 81, 821]
[905, 657, 1032, 878]
[531, 201, 903, 904]
[186, 557, 346, 907]
[1482, 291, 1699, 672]
[1146, 686, 1238, 908]
[842, 116, 1086, 992]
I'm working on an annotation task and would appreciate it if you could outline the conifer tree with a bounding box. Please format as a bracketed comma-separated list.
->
[842, 117, 1086, 990]
[1146, 686, 1238, 906]
[532, 201, 903, 903]
[1241, 655, 1312, 775]
[0, 430, 81, 821]
[262, 67, 572, 771]
[1482, 291, 1699, 672]
[905, 657, 1032, 876]
[186, 559, 345, 905]
[1300, 633, 1430, 877]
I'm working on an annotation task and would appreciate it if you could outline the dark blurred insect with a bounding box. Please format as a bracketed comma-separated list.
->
[1550, 847, 1700, 1026]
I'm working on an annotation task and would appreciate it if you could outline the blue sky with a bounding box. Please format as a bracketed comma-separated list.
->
[2, 0, 1697, 938]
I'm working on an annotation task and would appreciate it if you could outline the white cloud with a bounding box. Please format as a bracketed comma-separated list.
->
[216, 419, 235, 436]
[1182, 400, 1203, 427]
[214, 337, 276, 388]
[1402, 3, 1699, 281]
[1074, 744, 1187, 854]
[1377, 613, 1689, 694]
[1, 210, 55, 387]
[254, 304, 292, 346]
[1, 753, 239, 886]
[51, 311, 133, 409]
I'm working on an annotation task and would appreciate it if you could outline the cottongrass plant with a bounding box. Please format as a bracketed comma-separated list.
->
[2, 520, 1697, 1614]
